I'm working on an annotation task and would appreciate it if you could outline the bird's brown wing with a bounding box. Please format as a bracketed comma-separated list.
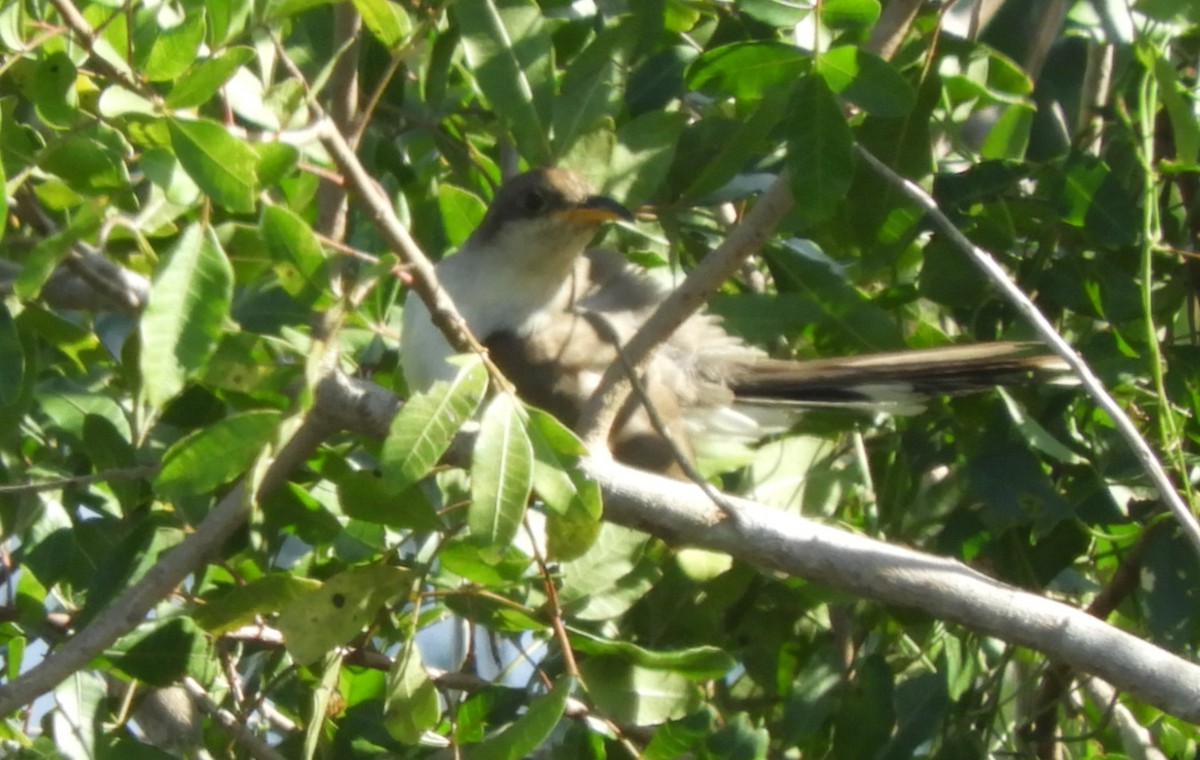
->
[485, 312, 695, 480]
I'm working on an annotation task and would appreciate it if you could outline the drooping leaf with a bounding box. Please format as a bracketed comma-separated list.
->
[785, 74, 854, 221]
[261, 204, 329, 305]
[469, 393, 534, 557]
[168, 117, 259, 213]
[155, 410, 281, 500]
[52, 671, 105, 760]
[139, 224, 234, 407]
[382, 356, 488, 492]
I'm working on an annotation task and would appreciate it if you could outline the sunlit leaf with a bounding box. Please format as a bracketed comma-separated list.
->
[817, 46, 914, 118]
[166, 47, 256, 108]
[155, 410, 281, 500]
[581, 657, 700, 726]
[438, 184, 488, 248]
[168, 117, 259, 213]
[455, 0, 554, 164]
[277, 564, 412, 665]
[687, 42, 808, 103]
[469, 393, 534, 556]
[352, 0, 412, 49]
[382, 356, 488, 492]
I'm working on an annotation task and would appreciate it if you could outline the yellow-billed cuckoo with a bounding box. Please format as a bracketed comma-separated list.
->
[401, 168, 1067, 477]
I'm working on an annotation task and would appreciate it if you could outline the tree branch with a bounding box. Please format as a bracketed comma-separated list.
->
[337, 375, 1200, 723]
[0, 402, 340, 715]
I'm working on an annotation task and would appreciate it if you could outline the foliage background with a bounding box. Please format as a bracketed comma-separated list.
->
[2, 0, 1200, 757]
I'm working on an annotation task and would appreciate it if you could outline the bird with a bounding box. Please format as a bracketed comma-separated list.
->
[400, 168, 1068, 478]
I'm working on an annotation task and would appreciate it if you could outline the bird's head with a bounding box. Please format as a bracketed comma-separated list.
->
[466, 168, 632, 270]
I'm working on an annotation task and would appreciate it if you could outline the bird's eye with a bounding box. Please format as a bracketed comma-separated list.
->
[523, 190, 545, 214]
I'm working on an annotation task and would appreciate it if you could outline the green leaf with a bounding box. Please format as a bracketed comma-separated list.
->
[979, 104, 1033, 160]
[52, 671, 105, 760]
[552, 25, 633, 156]
[438, 538, 532, 585]
[705, 712, 770, 760]
[820, 0, 880, 28]
[1057, 156, 1139, 247]
[261, 204, 328, 305]
[0, 305, 22, 413]
[82, 415, 141, 514]
[438, 184, 488, 248]
[40, 135, 129, 194]
[139, 224, 234, 407]
[277, 564, 412, 665]
[1153, 54, 1200, 166]
[609, 110, 688, 208]
[570, 634, 735, 680]
[112, 617, 207, 686]
[384, 642, 441, 744]
[558, 524, 658, 620]
[673, 93, 789, 201]
[469, 676, 572, 760]
[142, 11, 206, 81]
[454, 0, 554, 165]
[526, 407, 599, 518]
[785, 74, 854, 221]
[686, 42, 808, 103]
[643, 709, 714, 760]
[469, 393, 534, 557]
[193, 574, 321, 634]
[817, 46, 914, 118]
[254, 141, 299, 186]
[580, 657, 700, 726]
[351, 0, 412, 49]
[336, 470, 442, 530]
[155, 410, 281, 500]
[165, 47, 256, 108]
[168, 117, 259, 213]
[382, 356, 488, 492]
[32, 51, 79, 129]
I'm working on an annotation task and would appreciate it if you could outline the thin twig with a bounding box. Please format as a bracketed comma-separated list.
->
[315, 119, 515, 393]
[181, 677, 288, 760]
[46, 0, 149, 97]
[575, 174, 795, 448]
[522, 518, 579, 679]
[853, 144, 1200, 557]
[0, 465, 157, 495]
[579, 310, 743, 526]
